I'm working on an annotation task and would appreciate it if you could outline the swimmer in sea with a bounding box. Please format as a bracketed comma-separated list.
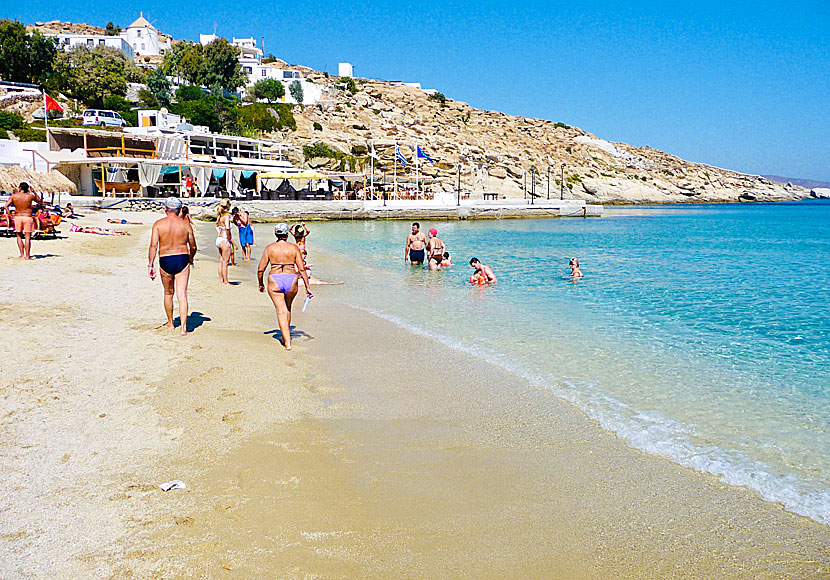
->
[469, 257, 497, 285]
[440, 251, 452, 268]
[257, 222, 312, 350]
[569, 257, 584, 278]
[405, 222, 427, 265]
[148, 197, 197, 335]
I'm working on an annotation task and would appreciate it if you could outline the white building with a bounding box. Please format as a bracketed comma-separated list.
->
[338, 62, 353, 78]
[121, 13, 171, 57]
[46, 33, 135, 60]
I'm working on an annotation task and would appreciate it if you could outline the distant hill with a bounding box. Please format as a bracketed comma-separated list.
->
[762, 175, 830, 190]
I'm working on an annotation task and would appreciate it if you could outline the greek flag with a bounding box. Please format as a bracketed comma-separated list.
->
[416, 146, 435, 163]
[395, 144, 408, 167]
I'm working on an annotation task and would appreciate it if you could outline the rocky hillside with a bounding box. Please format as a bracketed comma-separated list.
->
[276, 78, 806, 204]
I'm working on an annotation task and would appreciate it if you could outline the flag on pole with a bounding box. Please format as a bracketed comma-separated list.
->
[44, 94, 63, 112]
[395, 144, 407, 167]
[416, 146, 434, 163]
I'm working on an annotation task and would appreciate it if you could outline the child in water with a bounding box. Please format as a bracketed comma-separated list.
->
[440, 251, 452, 268]
[569, 258, 584, 278]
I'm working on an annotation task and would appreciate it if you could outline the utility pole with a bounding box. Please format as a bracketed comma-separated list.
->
[560, 163, 566, 200]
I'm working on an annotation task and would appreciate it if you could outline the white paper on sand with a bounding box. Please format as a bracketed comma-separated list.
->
[159, 480, 187, 491]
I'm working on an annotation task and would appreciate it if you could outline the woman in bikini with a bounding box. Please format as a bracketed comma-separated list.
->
[427, 228, 445, 270]
[257, 222, 312, 350]
[215, 199, 232, 284]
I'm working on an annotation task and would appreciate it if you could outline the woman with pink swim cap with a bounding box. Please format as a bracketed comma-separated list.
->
[426, 227, 445, 270]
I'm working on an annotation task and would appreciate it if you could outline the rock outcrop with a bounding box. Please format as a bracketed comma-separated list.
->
[272, 78, 806, 204]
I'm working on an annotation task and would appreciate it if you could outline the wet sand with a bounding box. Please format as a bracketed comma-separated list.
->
[1, 211, 829, 578]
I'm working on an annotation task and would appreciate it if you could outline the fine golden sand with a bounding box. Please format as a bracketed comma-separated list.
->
[1, 210, 829, 579]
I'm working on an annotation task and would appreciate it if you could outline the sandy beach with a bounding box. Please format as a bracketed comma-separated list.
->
[1, 210, 829, 579]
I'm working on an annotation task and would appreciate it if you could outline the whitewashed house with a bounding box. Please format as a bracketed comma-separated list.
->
[46, 33, 135, 60]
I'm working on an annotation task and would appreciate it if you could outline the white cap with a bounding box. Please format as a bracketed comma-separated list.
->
[165, 197, 182, 210]
[274, 222, 289, 235]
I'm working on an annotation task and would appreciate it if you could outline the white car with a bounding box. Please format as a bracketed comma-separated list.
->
[82, 109, 127, 127]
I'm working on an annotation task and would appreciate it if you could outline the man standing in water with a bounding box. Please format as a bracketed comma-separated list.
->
[3, 182, 42, 260]
[469, 257, 497, 284]
[404, 222, 427, 265]
[148, 198, 197, 335]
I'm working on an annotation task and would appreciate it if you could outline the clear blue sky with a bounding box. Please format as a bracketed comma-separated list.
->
[7, 0, 830, 180]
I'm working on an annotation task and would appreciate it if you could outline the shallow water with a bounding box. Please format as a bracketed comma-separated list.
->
[255, 200, 830, 525]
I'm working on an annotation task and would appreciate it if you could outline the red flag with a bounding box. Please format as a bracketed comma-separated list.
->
[45, 94, 63, 112]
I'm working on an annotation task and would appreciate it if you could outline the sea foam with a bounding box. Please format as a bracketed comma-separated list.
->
[361, 306, 830, 527]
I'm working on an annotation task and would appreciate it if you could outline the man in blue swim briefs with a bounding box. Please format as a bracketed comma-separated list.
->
[404, 222, 427, 265]
[148, 197, 197, 335]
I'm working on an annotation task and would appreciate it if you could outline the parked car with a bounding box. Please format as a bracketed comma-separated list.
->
[82, 109, 127, 127]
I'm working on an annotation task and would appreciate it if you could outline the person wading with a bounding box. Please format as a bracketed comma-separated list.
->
[404, 222, 427, 265]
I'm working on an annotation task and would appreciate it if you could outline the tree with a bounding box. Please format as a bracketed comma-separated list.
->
[289, 80, 304, 104]
[247, 78, 284, 103]
[144, 67, 171, 106]
[170, 99, 221, 132]
[175, 84, 206, 102]
[201, 39, 247, 92]
[161, 39, 247, 92]
[104, 22, 122, 36]
[0, 19, 57, 84]
[53, 45, 141, 107]
[137, 87, 159, 108]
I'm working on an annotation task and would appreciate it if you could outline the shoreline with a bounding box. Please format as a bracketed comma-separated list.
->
[1, 211, 829, 577]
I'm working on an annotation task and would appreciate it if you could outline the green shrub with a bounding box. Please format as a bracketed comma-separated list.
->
[554, 122, 570, 129]
[0, 111, 25, 130]
[428, 91, 447, 104]
[372, 109, 380, 115]
[313, 121, 322, 131]
[235, 102, 296, 134]
[171, 99, 221, 131]
[289, 80, 304, 104]
[343, 77, 358, 95]
[0, 128, 9, 140]
[565, 146, 572, 154]
[175, 84, 207, 102]
[302, 141, 359, 172]
[14, 126, 47, 142]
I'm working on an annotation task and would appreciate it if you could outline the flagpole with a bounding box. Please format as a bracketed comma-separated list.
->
[416, 144, 420, 197]
[370, 141, 374, 199]
[394, 142, 398, 199]
[42, 90, 48, 132]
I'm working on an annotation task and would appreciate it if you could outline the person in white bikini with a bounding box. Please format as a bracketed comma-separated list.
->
[215, 199, 232, 284]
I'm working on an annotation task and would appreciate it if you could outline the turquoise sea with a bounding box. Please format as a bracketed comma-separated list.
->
[276, 201, 830, 525]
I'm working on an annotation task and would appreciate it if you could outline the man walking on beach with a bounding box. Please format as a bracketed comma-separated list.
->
[4, 182, 42, 260]
[404, 222, 427, 265]
[148, 198, 197, 335]
[469, 257, 497, 284]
